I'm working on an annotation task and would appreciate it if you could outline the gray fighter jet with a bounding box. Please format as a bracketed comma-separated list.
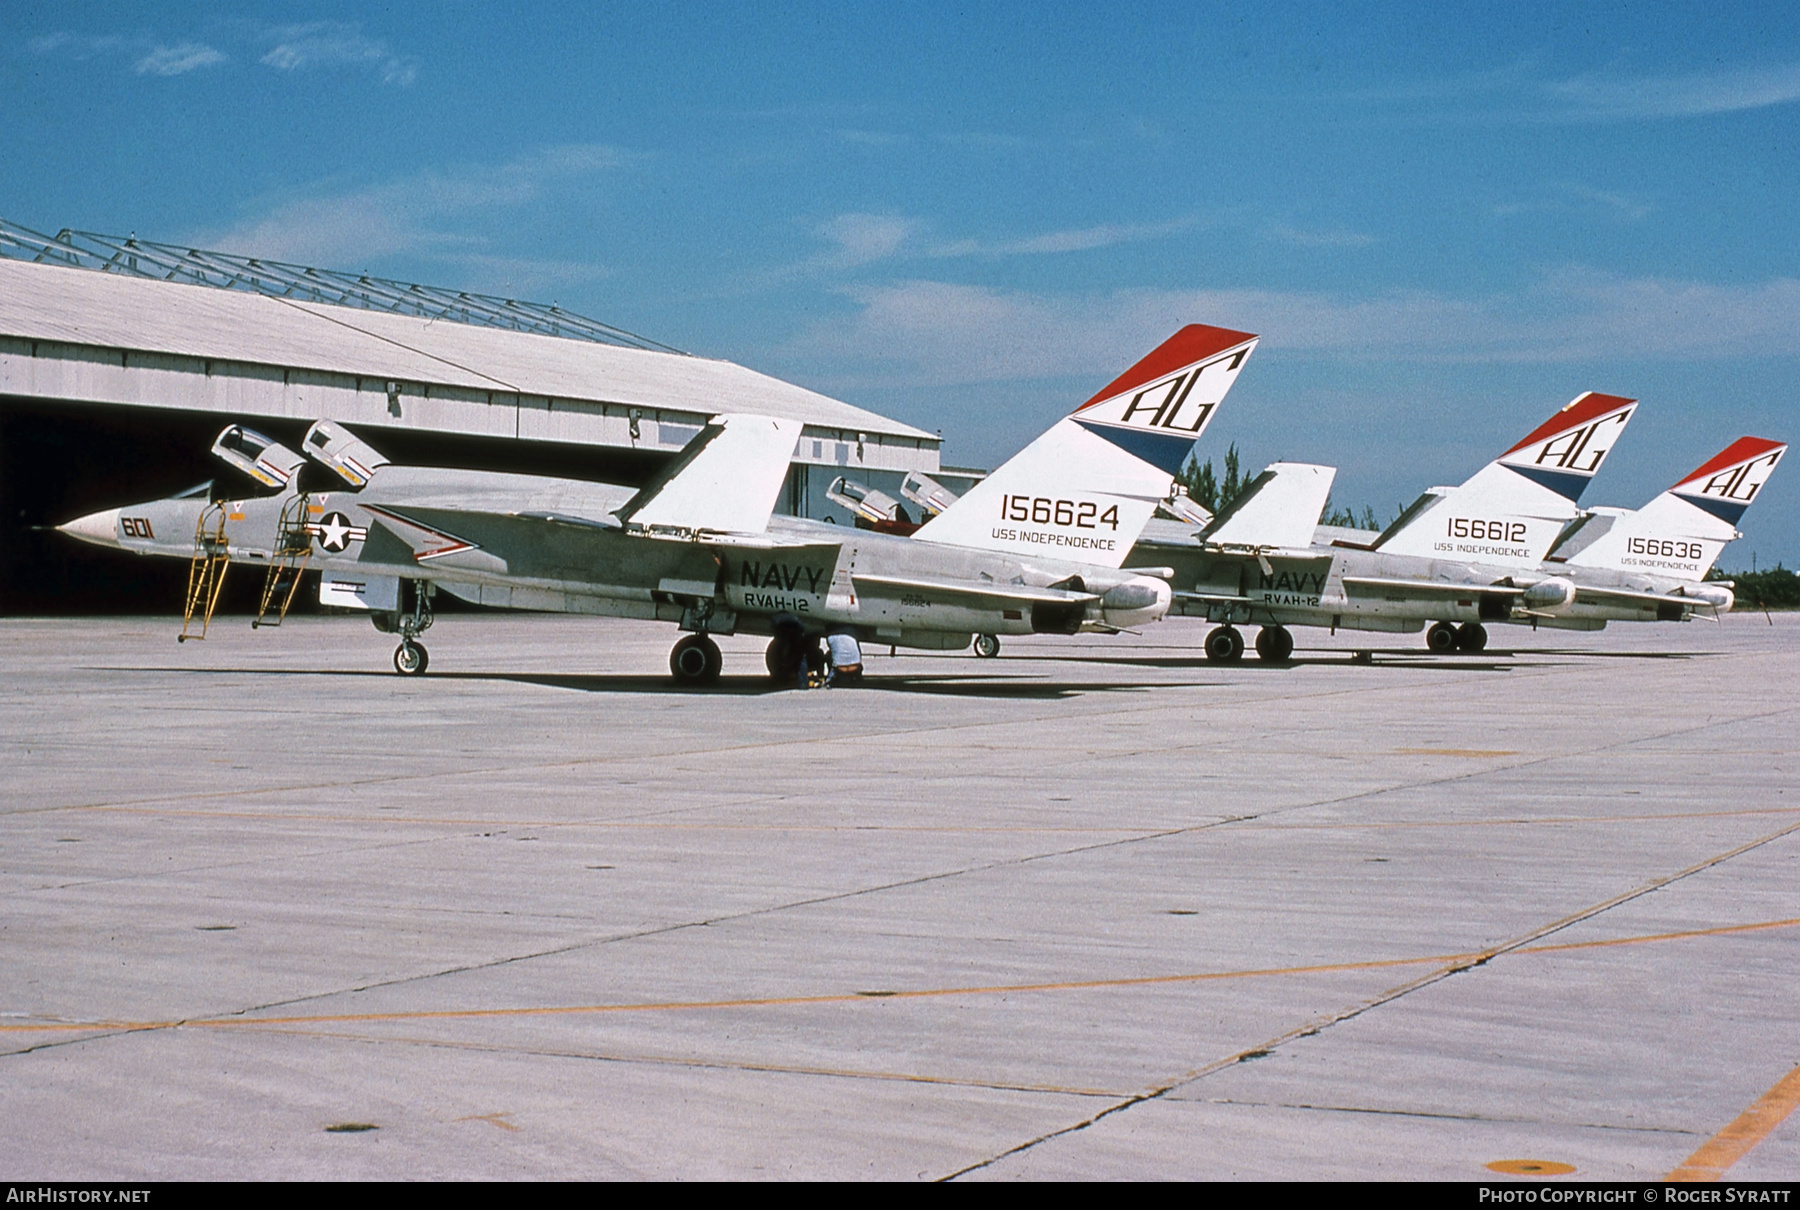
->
[59, 324, 1260, 682]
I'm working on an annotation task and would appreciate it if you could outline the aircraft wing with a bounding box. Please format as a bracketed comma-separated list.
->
[1341, 576, 1518, 602]
[853, 572, 1100, 607]
[1570, 584, 1720, 611]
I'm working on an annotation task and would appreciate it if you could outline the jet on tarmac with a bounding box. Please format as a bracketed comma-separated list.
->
[59, 324, 1260, 683]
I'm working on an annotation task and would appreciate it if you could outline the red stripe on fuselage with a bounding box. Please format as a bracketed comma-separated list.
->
[1502, 392, 1637, 456]
[1075, 324, 1258, 413]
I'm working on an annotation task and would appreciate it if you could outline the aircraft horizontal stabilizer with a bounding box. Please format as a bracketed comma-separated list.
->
[1199, 462, 1336, 550]
[616, 414, 803, 535]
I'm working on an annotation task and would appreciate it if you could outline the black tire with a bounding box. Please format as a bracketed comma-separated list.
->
[394, 640, 428, 676]
[973, 634, 1001, 659]
[1254, 625, 1294, 662]
[1425, 622, 1459, 653]
[670, 633, 722, 685]
[1204, 626, 1245, 663]
[1455, 622, 1488, 652]
[765, 635, 796, 681]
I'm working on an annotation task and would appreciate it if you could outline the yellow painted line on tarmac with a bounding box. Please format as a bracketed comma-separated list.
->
[1521, 916, 1800, 956]
[6, 915, 1796, 1038]
[1666, 1062, 1800, 1181]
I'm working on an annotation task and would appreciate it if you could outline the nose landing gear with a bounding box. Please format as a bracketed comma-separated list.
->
[394, 640, 429, 675]
[378, 581, 435, 675]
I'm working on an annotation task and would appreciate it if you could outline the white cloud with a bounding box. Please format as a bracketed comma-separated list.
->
[1260, 223, 1376, 248]
[189, 144, 626, 267]
[964, 217, 1198, 257]
[1547, 61, 1800, 120]
[1494, 183, 1653, 222]
[815, 213, 918, 267]
[1368, 59, 1800, 124]
[135, 43, 226, 77]
[260, 21, 416, 86]
[782, 270, 1800, 390]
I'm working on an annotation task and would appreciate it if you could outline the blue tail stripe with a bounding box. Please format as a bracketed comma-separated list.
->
[1072, 419, 1197, 475]
[1675, 491, 1749, 525]
[1506, 463, 1593, 502]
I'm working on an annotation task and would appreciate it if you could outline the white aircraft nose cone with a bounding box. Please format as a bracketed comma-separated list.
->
[57, 508, 122, 548]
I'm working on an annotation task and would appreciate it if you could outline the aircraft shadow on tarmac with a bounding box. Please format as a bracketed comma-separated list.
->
[998, 653, 1523, 673]
[102, 666, 1157, 700]
[1000, 646, 1709, 671]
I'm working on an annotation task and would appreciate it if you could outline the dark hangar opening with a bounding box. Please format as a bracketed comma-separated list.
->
[0, 396, 676, 615]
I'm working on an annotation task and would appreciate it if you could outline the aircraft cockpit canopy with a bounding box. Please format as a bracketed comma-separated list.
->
[209, 425, 307, 491]
[302, 420, 391, 489]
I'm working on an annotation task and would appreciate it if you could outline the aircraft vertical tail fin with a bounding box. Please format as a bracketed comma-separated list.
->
[1557, 437, 1786, 580]
[911, 324, 1258, 568]
[615, 414, 803, 534]
[1371, 392, 1638, 565]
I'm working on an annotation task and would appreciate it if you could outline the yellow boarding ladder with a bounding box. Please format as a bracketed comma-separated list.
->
[253, 495, 314, 629]
[179, 503, 231, 642]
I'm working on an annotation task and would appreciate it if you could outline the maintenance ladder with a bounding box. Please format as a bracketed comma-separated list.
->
[179, 504, 231, 642]
[252, 495, 313, 628]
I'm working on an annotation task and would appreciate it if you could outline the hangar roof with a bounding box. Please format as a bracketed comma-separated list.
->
[0, 236, 933, 443]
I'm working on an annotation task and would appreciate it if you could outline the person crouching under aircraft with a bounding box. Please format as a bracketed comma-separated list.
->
[825, 632, 864, 686]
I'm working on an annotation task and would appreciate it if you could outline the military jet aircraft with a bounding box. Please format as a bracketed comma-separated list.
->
[1522, 435, 1785, 626]
[1131, 401, 1783, 660]
[1138, 391, 1645, 658]
[59, 324, 1260, 683]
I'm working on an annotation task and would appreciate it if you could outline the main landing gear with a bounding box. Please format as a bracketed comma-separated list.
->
[1253, 624, 1294, 662]
[1425, 621, 1488, 653]
[670, 633, 724, 686]
[973, 634, 1001, 659]
[764, 629, 823, 687]
[1205, 625, 1295, 663]
[1204, 625, 1245, 662]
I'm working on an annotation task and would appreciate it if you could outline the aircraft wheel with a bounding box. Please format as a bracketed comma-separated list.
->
[670, 633, 722, 686]
[973, 633, 1001, 659]
[1455, 622, 1488, 652]
[394, 640, 429, 676]
[765, 635, 797, 681]
[1254, 625, 1294, 662]
[1204, 626, 1245, 663]
[1425, 622, 1459, 653]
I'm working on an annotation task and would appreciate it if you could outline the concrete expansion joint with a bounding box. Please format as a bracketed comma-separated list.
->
[944, 815, 1800, 1181]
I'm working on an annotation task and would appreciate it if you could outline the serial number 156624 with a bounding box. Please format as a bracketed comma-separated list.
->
[1000, 495, 1120, 530]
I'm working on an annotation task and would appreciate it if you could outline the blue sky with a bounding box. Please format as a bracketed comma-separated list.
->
[7, 2, 1799, 564]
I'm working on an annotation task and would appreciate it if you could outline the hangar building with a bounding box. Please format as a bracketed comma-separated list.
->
[0, 220, 955, 613]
